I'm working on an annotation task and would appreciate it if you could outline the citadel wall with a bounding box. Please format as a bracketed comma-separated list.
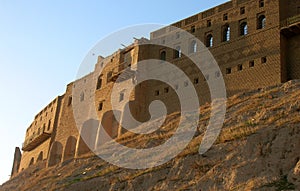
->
[45, 43, 141, 167]
[18, 96, 63, 172]
[10, 0, 300, 177]
[147, 0, 283, 108]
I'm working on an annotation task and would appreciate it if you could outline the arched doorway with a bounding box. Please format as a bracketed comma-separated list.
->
[96, 110, 121, 147]
[48, 141, 63, 167]
[37, 151, 43, 162]
[77, 119, 98, 156]
[29, 157, 34, 167]
[63, 136, 77, 161]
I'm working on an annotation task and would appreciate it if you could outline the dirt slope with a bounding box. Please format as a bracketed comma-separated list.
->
[1, 80, 300, 191]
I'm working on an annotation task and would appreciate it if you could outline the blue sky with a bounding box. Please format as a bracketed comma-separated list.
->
[0, 0, 227, 184]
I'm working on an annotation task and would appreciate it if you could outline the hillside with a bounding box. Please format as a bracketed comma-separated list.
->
[1, 80, 300, 191]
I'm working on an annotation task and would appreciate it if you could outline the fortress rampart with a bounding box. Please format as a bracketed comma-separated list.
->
[10, 0, 300, 178]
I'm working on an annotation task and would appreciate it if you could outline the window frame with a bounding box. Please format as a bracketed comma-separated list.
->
[226, 67, 232, 74]
[207, 20, 212, 27]
[257, 14, 266, 29]
[237, 64, 243, 71]
[240, 20, 248, 36]
[249, 60, 255, 67]
[190, 40, 197, 53]
[206, 33, 213, 47]
[174, 46, 182, 59]
[240, 7, 245, 15]
[155, 90, 160, 96]
[223, 13, 228, 21]
[261, 56, 267, 63]
[259, 0, 264, 8]
[222, 24, 231, 42]
[164, 87, 169, 93]
[191, 25, 196, 33]
[98, 102, 104, 111]
[96, 76, 102, 90]
[160, 50, 166, 61]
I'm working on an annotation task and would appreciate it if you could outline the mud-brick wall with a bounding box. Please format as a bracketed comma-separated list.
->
[19, 139, 51, 172]
[287, 34, 300, 80]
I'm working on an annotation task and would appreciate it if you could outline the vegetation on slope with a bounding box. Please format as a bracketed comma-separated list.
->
[1, 80, 300, 191]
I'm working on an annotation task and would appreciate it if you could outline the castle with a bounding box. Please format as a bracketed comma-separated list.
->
[10, 0, 300, 178]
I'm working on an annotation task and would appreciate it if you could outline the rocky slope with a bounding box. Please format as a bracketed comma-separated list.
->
[1, 80, 300, 191]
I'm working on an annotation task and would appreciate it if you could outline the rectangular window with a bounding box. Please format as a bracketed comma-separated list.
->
[96, 77, 102, 90]
[47, 120, 51, 131]
[249, 60, 255, 67]
[223, 13, 228, 21]
[240, 7, 245, 15]
[68, 96, 72, 106]
[237, 64, 243, 71]
[207, 20, 212, 27]
[261, 56, 267, 63]
[98, 102, 103, 111]
[194, 78, 199, 84]
[259, 0, 265, 8]
[191, 26, 196, 33]
[155, 90, 160, 96]
[226, 68, 232, 74]
[164, 87, 169, 93]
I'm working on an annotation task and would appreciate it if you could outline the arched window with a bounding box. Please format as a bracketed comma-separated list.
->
[240, 22, 248, 36]
[160, 51, 166, 61]
[222, 25, 230, 42]
[206, 34, 213, 47]
[29, 157, 34, 167]
[37, 151, 43, 162]
[174, 46, 182, 58]
[190, 40, 197, 53]
[257, 15, 266, 29]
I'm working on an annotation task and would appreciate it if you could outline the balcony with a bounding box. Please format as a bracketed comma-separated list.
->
[280, 14, 300, 37]
[22, 130, 51, 151]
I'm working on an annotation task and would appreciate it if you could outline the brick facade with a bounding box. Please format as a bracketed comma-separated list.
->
[11, 0, 300, 177]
